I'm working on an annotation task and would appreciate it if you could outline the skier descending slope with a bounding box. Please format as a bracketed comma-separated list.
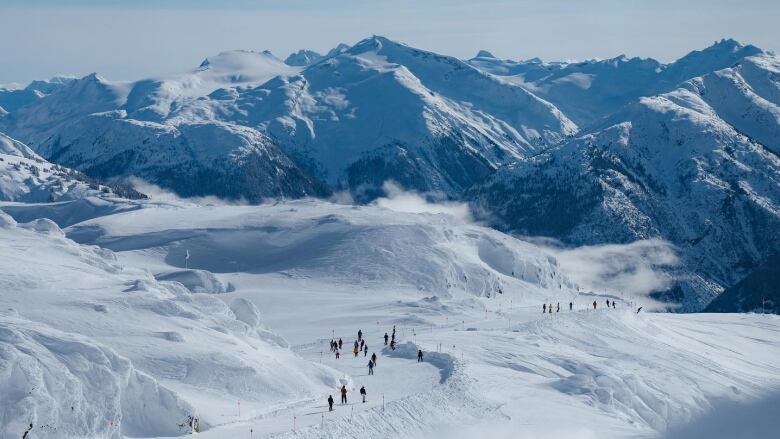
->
[328, 395, 334, 412]
[341, 385, 348, 404]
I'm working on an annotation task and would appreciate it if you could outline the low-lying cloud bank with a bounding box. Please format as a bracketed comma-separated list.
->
[371, 181, 473, 222]
[549, 239, 679, 300]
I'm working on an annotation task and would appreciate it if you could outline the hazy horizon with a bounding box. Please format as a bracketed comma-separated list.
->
[1, 0, 778, 84]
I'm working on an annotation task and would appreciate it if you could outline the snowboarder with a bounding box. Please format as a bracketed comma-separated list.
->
[593, 300, 597, 310]
[341, 385, 347, 404]
[358, 329, 363, 341]
[384, 333, 389, 345]
[336, 350, 340, 359]
[371, 352, 377, 365]
[338, 338, 343, 350]
[368, 359, 374, 375]
[364, 344, 368, 356]
[637, 306, 643, 313]
[360, 385, 367, 403]
[543, 304, 547, 313]
[569, 302, 573, 311]
[328, 395, 334, 411]
[417, 349, 424, 362]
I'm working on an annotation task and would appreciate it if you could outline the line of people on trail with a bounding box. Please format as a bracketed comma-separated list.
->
[327, 327, 425, 412]
[542, 299, 621, 314]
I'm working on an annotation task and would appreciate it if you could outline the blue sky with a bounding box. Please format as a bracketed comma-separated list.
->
[1, 0, 778, 84]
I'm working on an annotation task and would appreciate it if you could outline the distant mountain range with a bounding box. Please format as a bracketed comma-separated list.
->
[1, 36, 778, 311]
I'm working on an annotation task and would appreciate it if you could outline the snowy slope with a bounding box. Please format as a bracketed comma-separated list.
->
[0, 132, 146, 203]
[0, 210, 341, 438]
[469, 54, 780, 310]
[3, 199, 775, 438]
[469, 39, 764, 127]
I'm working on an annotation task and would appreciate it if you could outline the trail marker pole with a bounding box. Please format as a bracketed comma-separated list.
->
[321, 414, 324, 427]
[320, 351, 323, 363]
[351, 406, 354, 418]
[382, 393, 385, 411]
[237, 400, 241, 417]
[293, 415, 296, 431]
[250, 428, 253, 439]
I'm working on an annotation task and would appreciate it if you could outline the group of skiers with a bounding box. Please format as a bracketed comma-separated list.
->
[326, 327, 425, 412]
[543, 299, 619, 314]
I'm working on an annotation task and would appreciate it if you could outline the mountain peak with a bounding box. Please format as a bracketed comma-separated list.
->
[475, 50, 496, 59]
[284, 49, 323, 67]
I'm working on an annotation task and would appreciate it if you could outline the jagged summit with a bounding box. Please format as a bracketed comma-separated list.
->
[284, 49, 323, 66]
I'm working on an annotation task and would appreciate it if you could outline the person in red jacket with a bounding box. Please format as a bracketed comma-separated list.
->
[340, 385, 348, 404]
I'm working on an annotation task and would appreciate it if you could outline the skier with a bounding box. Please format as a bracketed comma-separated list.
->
[384, 333, 389, 345]
[543, 304, 547, 314]
[330, 339, 335, 352]
[360, 385, 367, 403]
[328, 395, 334, 411]
[390, 339, 396, 350]
[335, 350, 340, 360]
[371, 352, 377, 366]
[354, 345, 360, 358]
[340, 385, 348, 404]
[358, 329, 363, 341]
[417, 349, 424, 362]
[364, 344, 368, 356]
[637, 306, 643, 313]
[612, 301, 616, 309]
[368, 359, 374, 375]
[606, 299, 610, 308]
[556, 303, 560, 313]
[338, 338, 343, 350]
[569, 302, 573, 311]
[593, 300, 597, 310]
[360, 339, 364, 350]
[354, 340, 359, 350]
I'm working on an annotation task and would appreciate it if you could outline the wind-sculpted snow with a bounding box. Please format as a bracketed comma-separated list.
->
[0, 312, 192, 439]
[66, 200, 577, 300]
[0, 210, 342, 437]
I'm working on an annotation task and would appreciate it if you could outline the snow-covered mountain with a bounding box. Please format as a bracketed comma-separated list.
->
[1, 37, 778, 310]
[0, 131, 145, 203]
[468, 39, 765, 127]
[284, 49, 323, 66]
[0, 36, 576, 201]
[0, 76, 75, 113]
[705, 252, 780, 314]
[469, 52, 780, 310]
